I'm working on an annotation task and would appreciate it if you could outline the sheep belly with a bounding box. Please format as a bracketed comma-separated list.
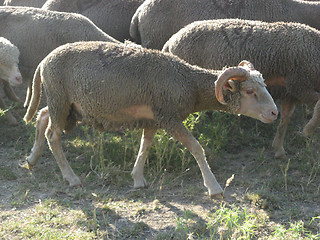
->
[75, 103, 156, 131]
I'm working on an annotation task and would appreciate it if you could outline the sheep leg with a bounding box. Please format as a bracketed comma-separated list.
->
[0, 96, 18, 125]
[3, 82, 22, 103]
[27, 107, 49, 168]
[272, 101, 296, 159]
[169, 124, 223, 198]
[303, 100, 320, 136]
[131, 128, 157, 188]
[45, 119, 81, 187]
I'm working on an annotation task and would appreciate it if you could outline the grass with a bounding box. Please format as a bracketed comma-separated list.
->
[0, 106, 320, 239]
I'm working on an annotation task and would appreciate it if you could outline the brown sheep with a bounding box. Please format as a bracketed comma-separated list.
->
[24, 41, 278, 198]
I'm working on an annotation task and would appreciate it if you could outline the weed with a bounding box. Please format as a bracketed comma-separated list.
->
[207, 203, 261, 239]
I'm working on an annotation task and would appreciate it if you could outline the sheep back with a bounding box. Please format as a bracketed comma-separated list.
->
[4, 0, 47, 7]
[132, 0, 320, 49]
[42, 0, 145, 42]
[0, 6, 118, 79]
[163, 19, 320, 104]
[39, 42, 202, 132]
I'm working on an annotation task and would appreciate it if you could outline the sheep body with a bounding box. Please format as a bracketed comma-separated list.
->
[0, 6, 119, 81]
[24, 41, 277, 197]
[0, 37, 23, 125]
[4, 0, 46, 7]
[42, 0, 144, 42]
[163, 19, 320, 158]
[130, 0, 320, 49]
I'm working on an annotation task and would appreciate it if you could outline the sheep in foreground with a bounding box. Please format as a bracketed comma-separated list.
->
[130, 0, 320, 49]
[0, 6, 119, 83]
[4, 0, 46, 7]
[0, 37, 23, 125]
[24, 41, 278, 197]
[42, 0, 145, 42]
[162, 19, 320, 158]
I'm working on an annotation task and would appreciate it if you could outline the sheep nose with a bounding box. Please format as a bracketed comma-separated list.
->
[16, 76, 23, 84]
[271, 109, 278, 119]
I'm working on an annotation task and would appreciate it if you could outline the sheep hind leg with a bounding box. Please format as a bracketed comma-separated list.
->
[272, 101, 295, 159]
[169, 123, 223, 198]
[131, 128, 157, 188]
[27, 107, 49, 168]
[45, 120, 81, 187]
[303, 100, 320, 136]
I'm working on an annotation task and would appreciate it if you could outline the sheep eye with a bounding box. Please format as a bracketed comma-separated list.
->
[246, 89, 254, 95]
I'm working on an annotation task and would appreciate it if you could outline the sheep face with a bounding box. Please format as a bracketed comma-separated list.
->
[237, 71, 278, 123]
[215, 61, 278, 123]
[0, 39, 22, 86]
[0, 61, 23, 87]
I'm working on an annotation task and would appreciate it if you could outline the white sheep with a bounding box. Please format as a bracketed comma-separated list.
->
[0, 37, 23, 125]
[130, 0, 320, 49]
[0, 6, 119, 83]
[24, 41, 278, 198]
[162, 19, 320, 159]
[4, 0, 47, 7]
[42, 0, 145, 42]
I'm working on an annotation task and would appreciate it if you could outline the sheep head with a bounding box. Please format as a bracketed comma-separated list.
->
[0, 38, 23, 87]
[215, 60, 278, 123]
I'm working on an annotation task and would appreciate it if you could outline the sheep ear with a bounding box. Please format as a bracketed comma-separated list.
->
[224, 80, 238, 93]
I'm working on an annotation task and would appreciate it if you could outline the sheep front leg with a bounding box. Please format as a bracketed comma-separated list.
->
[3, 82, 22, 103]
[131, 128, 157, 188]
[45, 120, 81, 187]
[303, 100, 320, 136]
[170, 124, 223, 198]
[27, 107, 49, 168]
[272, 101, 295, 159]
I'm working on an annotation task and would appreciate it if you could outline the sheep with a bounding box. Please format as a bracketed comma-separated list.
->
[162, 19, 320, 159]
[130, 0, 320, 50]
[42, 0, 145, 42]
[0, 37, 23, 125]
[0, 6, 119, 83]
[4, 0, 47, 7]
[23, 41, 278, 197]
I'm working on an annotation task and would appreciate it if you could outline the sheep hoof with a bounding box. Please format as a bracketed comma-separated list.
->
[274, 151, 287, 159]
[210, 193, 223, 200]
[274, 147, 287, 159]
[133, 177, 148, 189]
[66, 176, 82, 187]
[27, 161, 34, 170]
[302, 125, 314, 137]
[20, 161, 33, 170]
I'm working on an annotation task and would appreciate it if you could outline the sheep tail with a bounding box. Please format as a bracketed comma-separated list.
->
[129, 9, 141, 44]
[24, 65, 42, 124]
[24, 73, 33, 108]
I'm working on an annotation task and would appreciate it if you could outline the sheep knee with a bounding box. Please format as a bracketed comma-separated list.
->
[45, 122, 81, 187]
[303, 100, 320, 136]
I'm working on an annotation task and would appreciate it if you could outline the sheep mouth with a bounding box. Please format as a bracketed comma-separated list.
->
[260, 113, 277, 123]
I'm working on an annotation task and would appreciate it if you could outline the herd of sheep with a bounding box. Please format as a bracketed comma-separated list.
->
[0, 0, 319, 198]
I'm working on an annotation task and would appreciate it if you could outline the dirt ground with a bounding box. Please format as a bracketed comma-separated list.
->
[0, 80, 319, 239]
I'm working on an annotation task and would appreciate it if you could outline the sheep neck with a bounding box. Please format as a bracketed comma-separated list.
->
[192, 72, 227, 113]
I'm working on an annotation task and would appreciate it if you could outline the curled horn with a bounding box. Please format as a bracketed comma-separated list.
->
[215, 66, 250, 105]
[238, 60, 255, 70]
